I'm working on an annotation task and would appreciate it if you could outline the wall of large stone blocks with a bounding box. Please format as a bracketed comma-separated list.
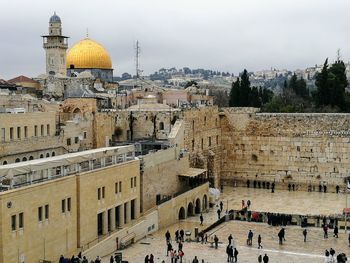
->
[141, 147, 189, 212]
[221, 108, 350, 190]
[0, 176, 77, 263]
[183, 107, 222, 187]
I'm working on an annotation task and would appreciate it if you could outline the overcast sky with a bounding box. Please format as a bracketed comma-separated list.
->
[1, 0, 349, 79]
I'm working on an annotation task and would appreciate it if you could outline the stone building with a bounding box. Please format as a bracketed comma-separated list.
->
[0, 146, 140, 263]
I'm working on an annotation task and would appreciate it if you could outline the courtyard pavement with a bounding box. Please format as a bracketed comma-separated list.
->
[101, 187, 350, 263]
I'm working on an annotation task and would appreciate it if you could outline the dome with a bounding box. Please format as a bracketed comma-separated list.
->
[66, 38, 112, 70]
[49, 12, 61, 23]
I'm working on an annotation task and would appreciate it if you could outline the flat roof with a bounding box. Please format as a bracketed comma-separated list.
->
[0, 145, 134, 178]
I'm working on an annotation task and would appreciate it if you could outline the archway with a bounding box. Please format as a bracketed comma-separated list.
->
[195, 198, 201, 214]
[22, 157, 27, 162]
[202, 195, 208, 210]
[187, 202, 194, 217]
[2, 161, 7, 165]
[179, 207, 186, 220]
[29, 156, 34, 160]
[46, 153, 50, 158]
[15, 158, 20, 163]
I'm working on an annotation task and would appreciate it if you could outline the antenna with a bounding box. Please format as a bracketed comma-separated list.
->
[337, 48, 341, 61]
[135, 40, 141, 79]
[86, 28, 89, 38]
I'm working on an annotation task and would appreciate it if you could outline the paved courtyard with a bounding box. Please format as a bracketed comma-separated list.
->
[101, 187, 350, 263]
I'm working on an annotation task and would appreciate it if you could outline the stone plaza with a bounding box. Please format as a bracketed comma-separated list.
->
[104, 187, 350, 263]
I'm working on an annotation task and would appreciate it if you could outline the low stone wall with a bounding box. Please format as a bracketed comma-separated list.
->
[83, 209, 159, 260]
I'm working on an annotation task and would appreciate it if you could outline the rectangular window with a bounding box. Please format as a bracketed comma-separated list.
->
[102, 187, 105, 198]
[98, 188, 101, 200]
[119, 181, 122, 193]
[115, 182, 118, 193]
[84, 132, 87, 139]
[17, 127, 21, 139]
[38, 206, 43, 222]
[34, 125, 38, 136]
[216, 135, 219, 144]
[209, 137, 211, 147]
[10, 127, 13, 140]
[192, 139, 194, 151]
[61, 199, 66, 213]
[201, 138, 203, 150]
[1, 128, 5, 142]
[24, 126, 28, 138]
[46, 124, 50, 135]
[67, 138, 71, 146]
[75, 137, 79, 144]
[67, 198, 71, 212]
[131, 178, 133, 188]
[134, 176, 136, 187]
[41, 125, 44, 136]
[11, 215, 16, 231]
[19, 213, 23, 228]
[45, 204, 49, 219]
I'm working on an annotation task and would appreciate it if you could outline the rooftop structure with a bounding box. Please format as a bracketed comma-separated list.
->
[0, 145, 135, 191]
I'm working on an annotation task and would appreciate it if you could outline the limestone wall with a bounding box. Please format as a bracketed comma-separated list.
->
[141, 147, 189, 212]
[221, 108, 350, 190]
[157, 183, 209, 229]
[183, 107, 222, 187]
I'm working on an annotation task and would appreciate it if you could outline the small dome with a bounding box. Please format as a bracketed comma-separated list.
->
[50, 12, 61, 23]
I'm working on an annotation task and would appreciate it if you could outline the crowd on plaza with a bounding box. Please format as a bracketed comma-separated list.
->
[59, 253, 102, 263]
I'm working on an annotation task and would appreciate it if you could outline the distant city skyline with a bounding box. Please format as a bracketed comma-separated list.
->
[1, 0, 350, 79]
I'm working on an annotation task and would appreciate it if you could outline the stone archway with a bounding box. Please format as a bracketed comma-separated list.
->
[179, 207, 186, 220]
[195, 198, 201, 214]
[202, 194, 208, 210]
[187, 202, 194, 217]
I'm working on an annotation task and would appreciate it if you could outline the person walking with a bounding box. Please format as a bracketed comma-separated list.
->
[175, 230, 179, 242]
[234, 248, 239, 263]
[258, 254, 262, 263]
[228, 234, 233, 245]
[263, 254, 269, 263]
[258, 234, 262, 249]
[214, 235, 219, 249]
[220, 201, 224, 211]
[247, 200, 251, 208]
[192, 256, 199, 263]
[166, 230, 171, 243]
[178, 250, 184, 263]
[323, 224, 328, 239]
[226, 245, 231, 262]
[149, 254, 154, 263]
[200, 213, 204, 225]
[144, 255, 149, 263]
[180, 229, 185, 242]
[167, 242, 173, 256]
[217, 209, 221, 219]
[348, 233, 350, 247]
[303, 228, 307, 242]
[333, 225, 339, 238]
[178, 241, 183, 252]
[278, 229, 283, 245]
[247, 230, 253, 246]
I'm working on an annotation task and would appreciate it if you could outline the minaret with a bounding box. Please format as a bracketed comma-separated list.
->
[42, 12, 69, 75]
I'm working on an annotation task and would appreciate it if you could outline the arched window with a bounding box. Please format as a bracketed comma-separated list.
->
[159, 122, 164, 130]
[15, 158, 20, 163]
[52, 152, 55, 157]
[46, 153, 50, 158]
[29, 156, 34, 160]
[2, 161, 7, 165]
[22, 157, 27, 162]
[40, 154, 44, 159]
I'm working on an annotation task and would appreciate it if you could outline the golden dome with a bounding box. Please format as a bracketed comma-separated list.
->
[66, 38, 112, 69]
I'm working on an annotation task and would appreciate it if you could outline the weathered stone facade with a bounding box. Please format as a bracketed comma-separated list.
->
[183, 107, 222, 187]
[221, 108, 350, 190]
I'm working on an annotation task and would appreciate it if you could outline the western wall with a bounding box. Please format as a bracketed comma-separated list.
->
[220, 108, 350, 191]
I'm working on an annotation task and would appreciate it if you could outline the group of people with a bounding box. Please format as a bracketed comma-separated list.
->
[59, 254, 101, 263]
[165, 230, 186, 263]
[266, 213, 292, 227]
[324, 248, 348, 263]
[144, 254, 155, 263]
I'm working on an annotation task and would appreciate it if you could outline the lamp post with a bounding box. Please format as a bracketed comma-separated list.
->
[345, 177, 349, 234]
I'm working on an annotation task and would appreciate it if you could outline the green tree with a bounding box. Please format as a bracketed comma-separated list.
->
[229, 78, 240, 106]
[239, 69, 251, 106]
[184, 80, 199, 88]
[315, 59, 330, 106]
[249, 86, 261, 107]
